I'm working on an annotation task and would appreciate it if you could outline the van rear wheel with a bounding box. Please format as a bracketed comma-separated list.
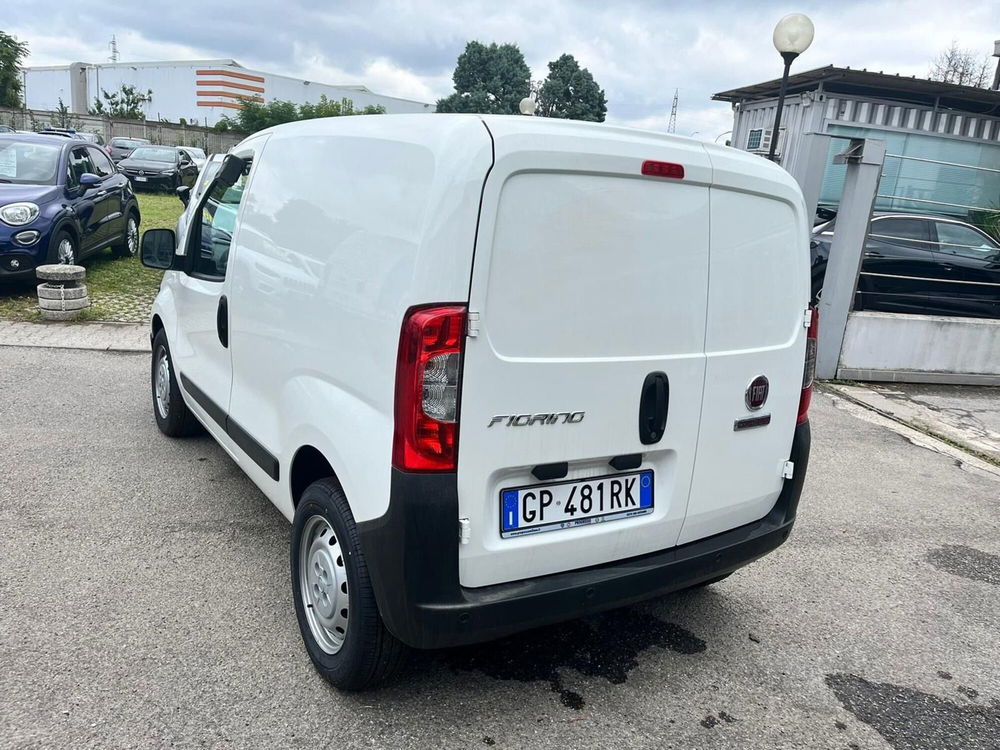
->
[291, 478, 407, 690]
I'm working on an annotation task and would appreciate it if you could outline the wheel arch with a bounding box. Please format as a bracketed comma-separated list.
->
[290, 445, 342, 510]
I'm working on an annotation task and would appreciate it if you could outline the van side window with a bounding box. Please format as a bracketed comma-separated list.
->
[190, 168, 249, 280]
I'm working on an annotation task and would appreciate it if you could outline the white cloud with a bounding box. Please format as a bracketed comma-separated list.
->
[9, 0, 999, 130]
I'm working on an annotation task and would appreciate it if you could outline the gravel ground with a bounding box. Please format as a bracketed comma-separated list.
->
[1, 346, 998, 749]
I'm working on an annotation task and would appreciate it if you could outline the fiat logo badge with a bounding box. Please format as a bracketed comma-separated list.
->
[745, 375, 769, 411]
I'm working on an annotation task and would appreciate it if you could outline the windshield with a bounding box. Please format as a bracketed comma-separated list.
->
[0, 141, 62, 185]
[128, 147, 176, 163]
[112, 138, 147, 148]
[186, 148, 207, 159]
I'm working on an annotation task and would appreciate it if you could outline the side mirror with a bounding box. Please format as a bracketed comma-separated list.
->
[176, 185, 191, 207]
[140, 228, 178, 270]
[79, 173, 101, 188]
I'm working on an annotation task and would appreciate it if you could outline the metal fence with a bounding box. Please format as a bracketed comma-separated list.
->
[0, 106, 244, 154]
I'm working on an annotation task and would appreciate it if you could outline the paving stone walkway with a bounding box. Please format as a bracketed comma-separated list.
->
[0, 321, 148, 352]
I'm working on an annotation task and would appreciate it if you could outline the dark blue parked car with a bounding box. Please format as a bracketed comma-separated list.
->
[0, 133, 140, 282]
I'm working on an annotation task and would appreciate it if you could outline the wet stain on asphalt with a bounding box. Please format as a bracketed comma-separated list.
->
[443, 609, 706, 710]
[701, 711, 737, 729]
[926, 544, 1000, 586]
[826, 673, 1000, 750]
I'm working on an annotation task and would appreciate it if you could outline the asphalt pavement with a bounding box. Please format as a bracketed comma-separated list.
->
[1, 346, 998, 749]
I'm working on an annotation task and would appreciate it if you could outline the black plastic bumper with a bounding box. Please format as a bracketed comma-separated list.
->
[358, 421, 811, 650]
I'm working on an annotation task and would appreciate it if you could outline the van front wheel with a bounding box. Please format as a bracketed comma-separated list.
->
[151, 329, 203, 437]
[291, 478, 407, 690]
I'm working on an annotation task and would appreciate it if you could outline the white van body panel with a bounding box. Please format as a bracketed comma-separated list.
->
[457, 118, 715, 588]
[223, 116, 493, 523]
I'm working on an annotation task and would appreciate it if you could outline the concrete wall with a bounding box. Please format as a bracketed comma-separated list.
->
[838, 311, 1000, 385]
[0, 106, 244, 153]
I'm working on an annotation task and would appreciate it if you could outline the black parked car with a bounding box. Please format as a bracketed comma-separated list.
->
[117, 146, 199, 192]
[811, 212, 1000, 319]
[107, 136, 150, 163]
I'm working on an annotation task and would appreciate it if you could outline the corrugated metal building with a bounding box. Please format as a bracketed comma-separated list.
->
[713, 66, 1000, 214]
[22, 59, 433, 126]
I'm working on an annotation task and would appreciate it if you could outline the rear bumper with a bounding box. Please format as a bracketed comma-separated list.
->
[358, 421, 811, 650]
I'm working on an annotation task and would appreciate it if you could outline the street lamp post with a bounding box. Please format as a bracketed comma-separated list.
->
[767, 13, 815, 162]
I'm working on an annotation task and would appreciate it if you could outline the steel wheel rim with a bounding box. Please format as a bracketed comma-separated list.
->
[57, 238, 74, 264]
[299, 514, 349, 654]
[154, 346, 170, 419]
[127, 218, 138, 255]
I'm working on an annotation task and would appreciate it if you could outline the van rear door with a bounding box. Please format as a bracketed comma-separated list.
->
[678, 147, 809, 545]
[457, 119, 713, 588]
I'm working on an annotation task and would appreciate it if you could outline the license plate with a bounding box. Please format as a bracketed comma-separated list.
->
[135, 176, 147, 182]
[500, 470, 653, 539]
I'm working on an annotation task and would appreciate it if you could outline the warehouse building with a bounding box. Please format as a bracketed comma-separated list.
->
[22, 59, 433, 126]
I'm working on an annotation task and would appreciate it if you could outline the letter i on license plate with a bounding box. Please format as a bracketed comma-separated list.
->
[499, 470, 653, 539]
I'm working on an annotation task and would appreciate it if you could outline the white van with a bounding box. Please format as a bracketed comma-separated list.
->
[140, 114, 817, 690]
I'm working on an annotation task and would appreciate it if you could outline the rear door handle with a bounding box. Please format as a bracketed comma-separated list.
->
[217, 295, 229, 348]
[638, 372, 669, 445]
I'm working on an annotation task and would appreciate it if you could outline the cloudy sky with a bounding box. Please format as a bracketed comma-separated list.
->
[6, 0, 999, 138]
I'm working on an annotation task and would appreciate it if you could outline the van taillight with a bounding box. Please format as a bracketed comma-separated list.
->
[797, 306, 818, 425]
[392, 304, 467, 472]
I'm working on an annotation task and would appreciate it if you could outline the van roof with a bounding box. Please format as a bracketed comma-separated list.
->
[250, 114, 800, 202]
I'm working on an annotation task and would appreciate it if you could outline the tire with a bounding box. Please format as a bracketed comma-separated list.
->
[49, 229, 77, 265]
[151, 329, 203, 437]
[112, 212, 139, 258]
[291, 478, 408, 690]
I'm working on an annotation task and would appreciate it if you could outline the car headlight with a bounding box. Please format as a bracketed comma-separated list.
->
[160, 169, 176, 175]
[0, 202, 40, 226]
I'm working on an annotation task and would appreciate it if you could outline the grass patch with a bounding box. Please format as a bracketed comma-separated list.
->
[0, 192, 184, 323]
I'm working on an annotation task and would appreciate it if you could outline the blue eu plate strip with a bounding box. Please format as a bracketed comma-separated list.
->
[639, 471, 653, 508]
[502, 490, 519, 531]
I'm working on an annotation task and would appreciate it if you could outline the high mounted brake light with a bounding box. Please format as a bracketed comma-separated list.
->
[797, 306, 818, 425]
[392, 304, 467, 472]
[641, 160, 685, 179]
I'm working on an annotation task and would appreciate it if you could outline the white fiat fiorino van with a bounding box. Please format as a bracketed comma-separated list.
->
[140, 114, 817, 690]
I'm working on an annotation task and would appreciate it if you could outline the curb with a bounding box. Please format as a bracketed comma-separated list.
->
[0, 321, 150, 353]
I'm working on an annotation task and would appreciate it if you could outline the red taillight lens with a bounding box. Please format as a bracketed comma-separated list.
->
[797, 306, 819, 425]
[392, 304, 467, 472]
[641, 160, 684, 179]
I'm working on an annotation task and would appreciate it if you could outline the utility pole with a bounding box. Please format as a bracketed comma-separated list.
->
[109, 35, 119, 64]
[667, 89, 678, 133]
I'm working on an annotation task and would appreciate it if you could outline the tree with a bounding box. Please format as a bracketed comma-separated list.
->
[929, 42, 992, 88]
[220, 95, 385, 134]
[436, 41, 531, 115]
[89, 84, 153, 119]
[536, 54, 607, 122]
[0, 31, 29, 108]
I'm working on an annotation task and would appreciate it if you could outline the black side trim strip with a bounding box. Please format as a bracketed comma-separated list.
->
[180, 372, 226, 427]
[179, 373, 280, 481]
[227, 416, 280, 481]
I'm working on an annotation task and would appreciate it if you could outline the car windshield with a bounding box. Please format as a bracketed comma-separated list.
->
[129, 147, 176, 162]
[0, 140, 62, 185]
[186, 148, 207, 159]
[112, 139, 147, 148]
